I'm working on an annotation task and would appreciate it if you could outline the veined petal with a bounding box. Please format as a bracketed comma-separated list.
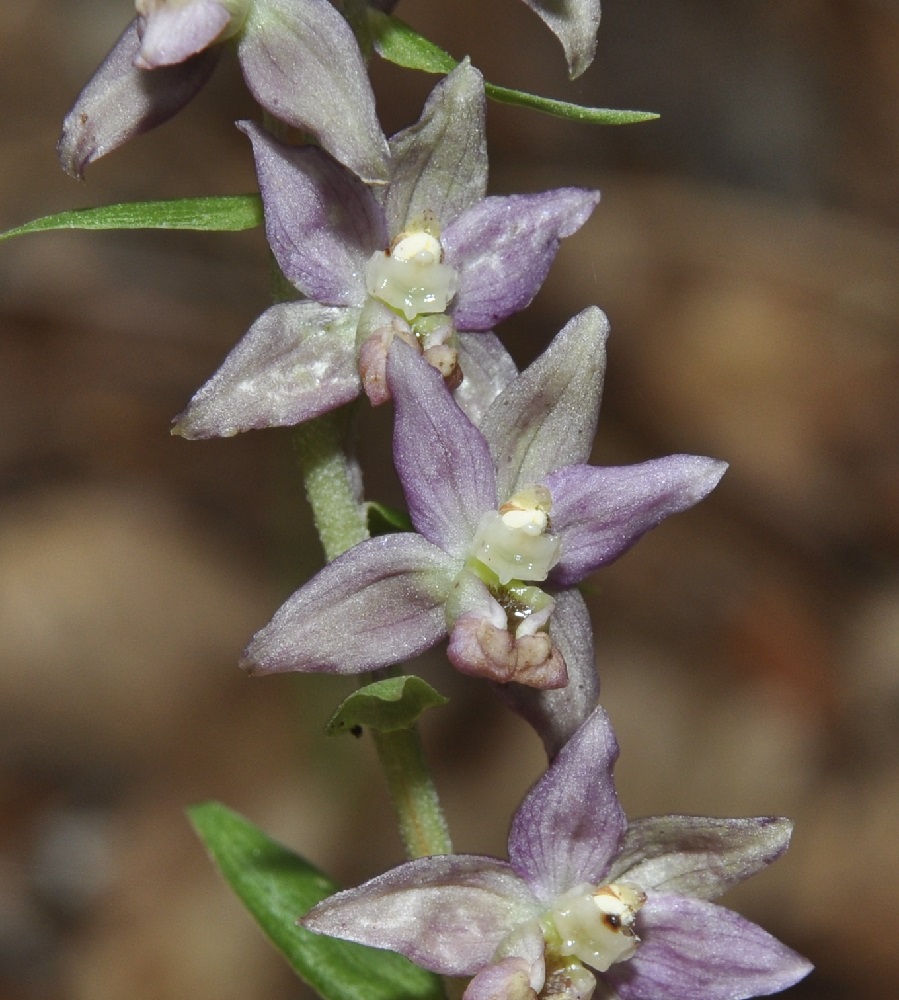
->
[58, 19, 219, 178]
[386, 60, 488, 235]
[302, 856, 540, 977]
[494, 588, 599, 760]
[508, 706, 626, 902]
[241, 534, 455, 675]
[482, 307, 609, 501]
[239, 0, 388, 182]
[607, 817, 794, 902]
[520, 0, 602, 79]
[454, 331, 519, 426]
[444, 189, 601, 331]
[605, 894, 813, 1000]
[388, 340, 497, 556]
[545, 456, 728, 586]
[241, 121, 386, 306]
[172, 302, 360, 438]
[135, 0, 231, 69]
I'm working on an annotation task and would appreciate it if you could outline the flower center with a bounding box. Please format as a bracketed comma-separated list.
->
[365, 227, 458, 322]
[544, 882, 646, 973]
[470, 487, 560, 586]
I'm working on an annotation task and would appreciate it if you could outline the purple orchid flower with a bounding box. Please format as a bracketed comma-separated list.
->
[172, 60, 600, 439]
[520, 0, 602, 78]
[241, 308, 726, 747]
[58, 0, 388, 183]
[301, 705, 813, 1000]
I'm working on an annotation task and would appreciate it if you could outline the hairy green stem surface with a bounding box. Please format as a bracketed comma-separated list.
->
[289, 369, 450, 866]
[370, 722, 453, 859]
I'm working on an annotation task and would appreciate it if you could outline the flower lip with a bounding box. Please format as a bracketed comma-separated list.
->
[470, 486, 561, 586]
[365, 227, 459, 322]
[545, 880, 647, 973]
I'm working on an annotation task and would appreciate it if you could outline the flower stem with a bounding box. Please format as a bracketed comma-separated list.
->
[293, 410, 368, 562]
[292, 410, 452, 860]
[370, 723, 453, 859]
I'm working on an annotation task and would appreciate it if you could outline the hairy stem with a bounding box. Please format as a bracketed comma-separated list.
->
[293, 414, 452, 859]
[370, 723, 453, 859]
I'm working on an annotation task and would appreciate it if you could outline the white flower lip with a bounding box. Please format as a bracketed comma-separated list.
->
[365, 239, 459, 322]
[471, 487, 560, 586]
[545, 881, 646, 974]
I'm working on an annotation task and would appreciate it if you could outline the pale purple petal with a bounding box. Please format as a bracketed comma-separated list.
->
[463, 957, 538, 1000]
[545, 456, 728, 586]
[481, 307, 609, 501]
[241, 121, 386, 306]
[172, 302, 360, 438]
[493, 919, 548, 988]
[135, 0, 230, 68]
[607, 817, 794, 902]
[239, 0, 389, 183]
[58, 19, 219, 178]
[386, 60, 487, 235]
[605, 894, 813, 1000]
[301, 856, 540, 977]
[454, 331, 519, 426]
[241, 534, 455, 675]
[494, 588, 599, 760]
[520, 0, 602, 78]
[444, 189, 601, 331]
[388, 340, 497, 557]
[508, 706, 626, 902]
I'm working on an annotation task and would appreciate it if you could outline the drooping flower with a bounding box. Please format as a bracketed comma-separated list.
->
[301, 706, 813, 1000]
[58, 0, 388, 182]
[241, 308, 727, 723]
[172, 60, 600, 438]
[519, 0, 602, 78]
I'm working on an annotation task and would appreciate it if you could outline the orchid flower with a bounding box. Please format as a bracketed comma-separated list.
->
[172, 60, 600, 438]
[302, 706, 813, 1000]
[58, 0, 388, 182]
[241, 308, 726, 727]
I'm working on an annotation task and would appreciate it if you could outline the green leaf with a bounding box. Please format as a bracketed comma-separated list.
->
[326, 676, 448, 736]
[366, 501, 414, 536]
[189, 802, 443, 1000]
[482, 85, 659, 126]
[368, 10, 658, 126]
[367, 9, 457, 74]
[0, 195, 263, 241]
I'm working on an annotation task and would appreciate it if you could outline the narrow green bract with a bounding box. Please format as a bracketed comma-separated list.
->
[188, 802, 444, 1000]
[368, 10, 659, 126]
[0, 195, 263, 241]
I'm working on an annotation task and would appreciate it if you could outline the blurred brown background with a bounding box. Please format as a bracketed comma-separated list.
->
[2, 0, 898, 998]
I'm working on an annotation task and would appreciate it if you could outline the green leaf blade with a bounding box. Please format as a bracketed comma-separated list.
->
[0, 195, 263, 241]
[189, 802, 443, 1000]
[367, 10, 658, 127]
[367, 9, 457, 74]
[483, 83, 659, 125]
[326, 676, 449, 736]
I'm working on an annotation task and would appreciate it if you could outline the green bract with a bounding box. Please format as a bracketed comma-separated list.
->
[367, 10, 659, 126]
[325, 676, 449, 736]
[189, 802, 443, 1000]
[0, 195, 262, 240]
